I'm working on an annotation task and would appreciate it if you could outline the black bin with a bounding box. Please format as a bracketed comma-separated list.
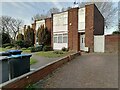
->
[0, 52, 10, 56]
[8, 54, 32, 79]
[0, 56, 9, 84]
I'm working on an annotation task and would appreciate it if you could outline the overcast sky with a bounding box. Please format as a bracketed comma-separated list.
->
[0, 0, 119, 34]
[1, 2, 74, 25]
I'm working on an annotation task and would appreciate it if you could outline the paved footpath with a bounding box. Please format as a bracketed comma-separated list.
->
[34, 53, 118, 88]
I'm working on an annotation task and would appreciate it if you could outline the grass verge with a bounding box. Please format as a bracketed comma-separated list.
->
[0, 47, 7, 52]
[36, 51, 71, 58]
[30, 58, 37, 65]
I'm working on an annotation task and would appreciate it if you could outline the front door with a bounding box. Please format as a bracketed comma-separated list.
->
[80, 34, 85, 51]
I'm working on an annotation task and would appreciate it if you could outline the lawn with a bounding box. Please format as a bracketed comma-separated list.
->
[0, 47, 7, 51]
[30, 58, 37, 65]
[0, 47, 73, 58]
[0, 47, 31, 53]
[35, 51, 72, 58]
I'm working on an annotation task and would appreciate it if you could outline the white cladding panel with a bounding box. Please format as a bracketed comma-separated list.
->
[94, 35, 105, 52]
[53, 43, 68, 50]
[35, 20, 45, 31]
[53, 11, 68, 32]
[78, 8, 85, 32]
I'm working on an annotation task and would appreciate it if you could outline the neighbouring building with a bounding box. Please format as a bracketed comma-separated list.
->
[32, 4, 105, 52]
[32, 18, 52, 46]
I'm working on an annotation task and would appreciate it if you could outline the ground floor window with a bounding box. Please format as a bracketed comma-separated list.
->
[53, 33, 68, 43]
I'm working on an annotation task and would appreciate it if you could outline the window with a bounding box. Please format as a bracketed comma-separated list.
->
[53, 33, 68, 43]
[58, 34, 62, 43]
[54, 36, 57, 43]
[63, 34, 68, 43]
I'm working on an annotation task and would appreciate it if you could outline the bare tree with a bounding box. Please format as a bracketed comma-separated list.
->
[61, 7, 66, 12]
[67, 7, 72, 10]
[0, 16, 12, 33]
[32, 14, 47, 21]
[79, 2, 118, 29]
[47, 7, 60, 17]
[32, 7, 60, 21]
[0, 16, 23, 41]
[9, 18, 23, 41]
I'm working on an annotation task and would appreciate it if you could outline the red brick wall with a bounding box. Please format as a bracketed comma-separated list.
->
[68, 8, 79, 52]
[105, 35, 119, 52]
[2, 52, 81, 89]
[51, 14, 53, 49]
[45, 18, 52, 46]
[85, 4, 94, 52]
[45, 18, 52, 33]
[94, 5, 104, 35]
[85, 4, 104, 52]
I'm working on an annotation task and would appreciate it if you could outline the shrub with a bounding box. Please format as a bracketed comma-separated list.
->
[17, 33, 24, 41]
[61, 47, 68, 52]
[28, 47, 33, 50]
[2, 43, 10, 48]
[21, 48, 27, 50]
[42, 45, 52, 51]
[30, 46, 43, 52]
[53, 50, 64, 54]
[30, 47, 36, 52]
[24, 26, 35, 46]
[112, 31, 120, 35]
[15, 40, 24, 48]
[23, 40, 33, 48]
[5, 46, 12, 49]
[2, 43, 14, 48]
[1, 32, 11, 44]
[37, 25, 51, 45]
[36, 46, 43, 51]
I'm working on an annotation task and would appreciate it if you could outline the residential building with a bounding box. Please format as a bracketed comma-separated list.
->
[32, 4, 104, 52]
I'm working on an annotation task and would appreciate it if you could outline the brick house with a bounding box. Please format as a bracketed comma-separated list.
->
[32, 4, 105, 52]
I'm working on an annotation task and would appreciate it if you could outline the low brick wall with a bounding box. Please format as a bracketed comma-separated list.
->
[1, 52, 81, 89]
[105, 35, 119, 53]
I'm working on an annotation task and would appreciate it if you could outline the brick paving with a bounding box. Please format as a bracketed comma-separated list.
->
[34, 53, 118, 88]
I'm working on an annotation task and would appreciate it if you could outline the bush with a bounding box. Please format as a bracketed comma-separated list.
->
[42, 45, 52, 51]
[15, 40, 24, 48]
[53, 50, 64, 54]
[24, 26, 35, 46]
[17, 33, 24, 41]
[30, 46, 43, 52]
[1, 32, 11, 44]
[61, 47, 68, 52]
[112, 31, 120, 35]
[21, 48, 27, 50]
[2, 43, 10, 48]
[2, 43, 14, 48]
[36, 46, 43, 51]
[23, 40, 33, 48]
[5, 46, 12, 49]
[28, 47, 33, 50]
[30, 47, 36, 52]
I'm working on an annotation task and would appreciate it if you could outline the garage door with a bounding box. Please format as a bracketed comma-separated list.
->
[94, 35, 105, 52]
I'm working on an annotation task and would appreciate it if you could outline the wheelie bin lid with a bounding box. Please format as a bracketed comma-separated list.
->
[0, 52, 10, 56]
[0, 56, 8, 61]
[8, 54, 32, 59]
[6, 50, 22, 53]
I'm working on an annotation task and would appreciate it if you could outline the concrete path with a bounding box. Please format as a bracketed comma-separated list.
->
[34, 53, 118, 88]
